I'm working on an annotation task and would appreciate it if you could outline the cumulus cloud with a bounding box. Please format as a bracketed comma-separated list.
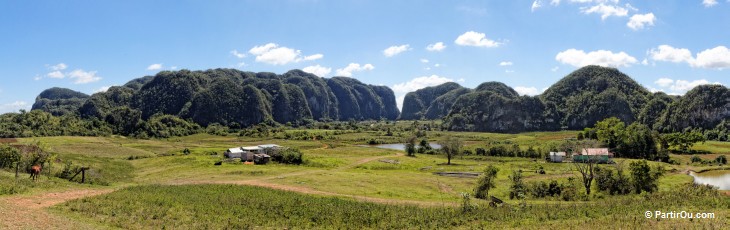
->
[302, 65, 332, 77]
[649, 45, 693, 63]
[693, 46, 730, 69]
[94, 86, 111, 93]
[650, 45, 730, 69]
[147, 63, 163, 70]
[335, 63, 375, 77]
[47, 71, 65, 79]
[703, 0, 718, 7]
[383, 44, 411, 57]
[580, 3, 628, 19]
[68, 69, 101, 84]
[514, 86, 542, 96]
[420, 59, 429, 63]
[455, 31, 502, 48]
[248, 43, 323, 65]
[0, 101, 29, 114]
[654, 78, 674, 87]
[555, 49, 638, 67]
[230, 49, 246, 58]
[426, 42, 446, 52]
[627, 13, 655, 30]
[392, 75, 458, 110]
[49, 63, 67, 71]
[532, 0, 543, 12]
[653, 77, 723, 94]
[499, 61, 513, 66]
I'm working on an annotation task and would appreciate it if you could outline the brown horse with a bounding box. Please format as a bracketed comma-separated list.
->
[30, 165, 42, 181]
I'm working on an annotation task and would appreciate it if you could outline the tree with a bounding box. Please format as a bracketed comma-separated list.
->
[571, 140, 601, 195]
[594, 117, 626, 150]
[509, 170, 526, 199]
[405, 136, 417, 157]
[474, 165, 499, 199]
[716, 155, 727, 165]
[662, 130, 706, 152]
[629, 160, 664, 194]
[438, 135, 463, 165]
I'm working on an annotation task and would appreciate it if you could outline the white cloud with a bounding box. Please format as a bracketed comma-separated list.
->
[654, 78, 674, 87]
[650, 45, 730, 69]
[147, 63, 163, 70]
[649, 45, 693, 63]
[171, 66, 178, 70]
[335, 63, 375, 77]
[0, 101, 29, 114]
[499, 61, 513, 66]
[653, 77, 724, 94]
[49, 63, 67, 71]
[47, 71, 65, 79]
[237, 62, 246, 68]
[551, 66, 560, 72]
[627, 13, 655, 30]
[693, 46, 730, 69]
[569, 0, 619, 3]
[383, 44, 411, 57]
[94, 86, 111, 93]
[703, 0, 718, 7]
[555, 49, 638, 67]
[68, 69, 101, 84]
[303, 54, 323, 61]
[426, 42, 446, 52]
[392, 75, 458, 110]
[434, 63, 441, 67]
[514, 86, 541, 96]
[641, 59, 649, 65]
[580, 3, 628, 20]
[532, 0, 543, 12]
[230, 49, 246, 58]
[420, 59, 429, 63]
[248, 43, 322, 65]
[455, 31, 502, 48]
[551, 0, 561, 6]
[625, 3, 639, 11]
[302, 65, 332, 77]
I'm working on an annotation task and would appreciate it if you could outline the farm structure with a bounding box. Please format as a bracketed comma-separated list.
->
[572, 148, 613, 164]
[224, 144, 282, 164]
[547, 152, 567, 162]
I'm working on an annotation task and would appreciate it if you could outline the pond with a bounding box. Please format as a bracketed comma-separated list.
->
[363, 143, 442, 151]
[689, 170, 730, 190]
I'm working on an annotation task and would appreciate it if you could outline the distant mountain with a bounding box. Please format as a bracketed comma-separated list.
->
[399, 82, 467, 120]
[29, 66, 728, 133]
[33, 69, 399, 127]
[440, 65, 727, 133]
[31, 87, 89, 116]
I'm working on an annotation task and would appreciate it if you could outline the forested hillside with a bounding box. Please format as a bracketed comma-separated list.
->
[28, 69, 398, 134]
[17, 65, 730, 137]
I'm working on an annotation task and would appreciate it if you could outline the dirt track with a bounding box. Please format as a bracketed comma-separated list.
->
[0, 189, 114, 229]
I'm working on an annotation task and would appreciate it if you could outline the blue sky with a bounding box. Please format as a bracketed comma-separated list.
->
[1, 0, 729, 113]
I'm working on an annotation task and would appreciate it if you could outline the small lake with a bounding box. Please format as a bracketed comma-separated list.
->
[689, 170, 730, 190]
[363, 143, 442, 151]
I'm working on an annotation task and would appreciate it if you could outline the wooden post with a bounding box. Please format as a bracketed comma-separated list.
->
[81, 168, 86, 183]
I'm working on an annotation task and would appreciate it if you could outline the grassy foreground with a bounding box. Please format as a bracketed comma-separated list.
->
[56, 184, 728, 229]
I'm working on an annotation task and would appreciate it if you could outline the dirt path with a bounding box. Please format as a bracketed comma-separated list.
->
[0, 188, 114, 229]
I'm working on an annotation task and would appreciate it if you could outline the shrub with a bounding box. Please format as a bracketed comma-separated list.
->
[690, 155, 702, 163]
[508, 170, 525, 200]
[280, 148, 304, 165]
[474, 165, 499, 199]
[716, 155, 727, 165]
[629, 160, 664, 194]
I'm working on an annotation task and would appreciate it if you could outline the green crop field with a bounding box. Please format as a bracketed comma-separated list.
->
[2, 129, 729, 229]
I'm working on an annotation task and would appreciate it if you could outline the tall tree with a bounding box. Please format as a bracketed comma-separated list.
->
[438, 135, 463, 165]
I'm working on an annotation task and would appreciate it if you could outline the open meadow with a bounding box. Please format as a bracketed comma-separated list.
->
[1, 125, 729, 229]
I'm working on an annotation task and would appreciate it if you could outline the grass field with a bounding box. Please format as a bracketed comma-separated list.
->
[2, 129, 729, 229]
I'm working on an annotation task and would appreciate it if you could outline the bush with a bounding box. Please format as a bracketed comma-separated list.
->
[280, 148, 304, 165]
[508, 170, 526, 200]
[0, 144, 21, 169]
[629, 160, 664, 194]
[474, 165, 498, 199]
[690, 155, 702, 163]
[716, 155, 727, 165]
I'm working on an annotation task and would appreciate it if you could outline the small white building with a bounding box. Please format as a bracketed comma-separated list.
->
[549, 152, 567, 162]
[225, 144, 281, 163]
[225, 148, 245, 158]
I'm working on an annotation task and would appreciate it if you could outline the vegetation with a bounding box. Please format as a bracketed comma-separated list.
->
[437, 135, 463, 165]
[473, 165, 498, 199]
